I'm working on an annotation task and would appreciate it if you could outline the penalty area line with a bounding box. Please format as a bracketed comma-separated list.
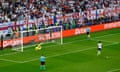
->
[0, 58, 23, 63]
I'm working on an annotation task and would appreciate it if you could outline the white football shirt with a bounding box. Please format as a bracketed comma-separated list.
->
[98, 43, 102, 49]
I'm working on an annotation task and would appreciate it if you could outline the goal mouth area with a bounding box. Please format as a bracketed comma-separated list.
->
[1, 26, 63, 52]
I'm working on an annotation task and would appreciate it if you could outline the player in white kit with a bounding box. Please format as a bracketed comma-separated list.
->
[97, 41, 102, 56]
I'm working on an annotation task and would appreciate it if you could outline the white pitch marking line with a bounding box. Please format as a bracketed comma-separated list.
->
[0, 52, 20, 57]
[0, 58, 23, 63]
[107, 68, 120, 72]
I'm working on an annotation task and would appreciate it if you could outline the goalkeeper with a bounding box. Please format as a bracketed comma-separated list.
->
[35, 43, 43, 51]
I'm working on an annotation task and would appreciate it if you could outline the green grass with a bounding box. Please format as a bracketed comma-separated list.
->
[0, 28, 120, 72]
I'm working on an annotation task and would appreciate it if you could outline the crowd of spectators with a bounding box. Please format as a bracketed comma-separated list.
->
[0, 0, 118, 22]
[0, 0, 120, 41]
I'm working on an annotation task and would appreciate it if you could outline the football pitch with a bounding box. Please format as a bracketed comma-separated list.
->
[0, 28, 120, 72]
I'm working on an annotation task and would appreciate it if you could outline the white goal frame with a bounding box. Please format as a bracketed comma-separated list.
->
[12, 26, 63, 52]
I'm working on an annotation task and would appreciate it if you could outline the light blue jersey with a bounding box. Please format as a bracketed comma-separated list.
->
[86, 27, 90, 32]
[40, 56, 45, 62]
[40, 55, 46, 70]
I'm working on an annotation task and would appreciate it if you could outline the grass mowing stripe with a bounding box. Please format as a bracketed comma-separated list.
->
[0, 31, 119, 57]
[107, 68, 120, 72]
[91, 38, 119, 44]
[93, 32, 120, 38]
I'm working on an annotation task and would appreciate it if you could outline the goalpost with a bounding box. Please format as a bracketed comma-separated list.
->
[11, 26, 63, 52]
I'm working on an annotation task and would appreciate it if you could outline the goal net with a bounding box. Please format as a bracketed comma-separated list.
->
[10, 26, 63, 52]
[0, 32, 23, 52]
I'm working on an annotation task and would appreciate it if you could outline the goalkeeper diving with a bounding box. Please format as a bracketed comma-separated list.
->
[35, 43, 43, 51]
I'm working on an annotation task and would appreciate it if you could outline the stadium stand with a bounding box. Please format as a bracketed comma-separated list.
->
[0, 0, 120, 49]
[0, 0, 119, 35]
[0, 0, 119, 22]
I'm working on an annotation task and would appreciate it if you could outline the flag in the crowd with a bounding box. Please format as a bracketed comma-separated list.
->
[115, 0, 118, 4]
[26, 18, 29, 31]
[32, 24, 36, 30]
[96, 9, 98, 19]
[41, 19, 46, 28]
[41, 19, 44, 25]
[29, 24, 33, 30]
[53, 15, 57, 24]
[30, 0, 34, 3]
[8, 27, 12, 33]
[72, 20, 76, 28]
[23, 24, 27, 31]
[35, 19, 39, 29]
[17, 26, 21, 32]
[14, 21, 17, 31]
[20, 26, 24, 31]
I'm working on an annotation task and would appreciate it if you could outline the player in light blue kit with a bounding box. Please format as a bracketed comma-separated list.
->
[40, 54, 46, 71]
[86, 27, 91, 39]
